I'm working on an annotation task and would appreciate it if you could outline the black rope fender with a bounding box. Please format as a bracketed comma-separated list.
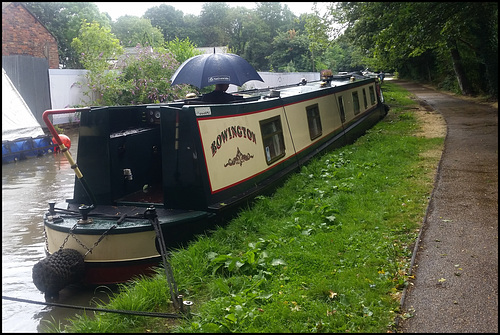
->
[2, 295, 184, 319]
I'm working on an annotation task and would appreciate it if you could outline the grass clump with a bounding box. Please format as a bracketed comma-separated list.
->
[59, 81, 444, 333]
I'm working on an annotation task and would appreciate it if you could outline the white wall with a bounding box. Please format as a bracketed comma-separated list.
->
[48, 69, 89, 124]
[49, 69, 90, 108]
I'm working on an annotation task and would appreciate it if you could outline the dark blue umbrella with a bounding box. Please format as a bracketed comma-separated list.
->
[170, 53, 264, 89]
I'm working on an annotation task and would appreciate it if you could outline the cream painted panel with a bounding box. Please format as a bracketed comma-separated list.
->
[281, 94, 343, 153]
[46, 228, 158, 261]
[197, 108, 294, 193]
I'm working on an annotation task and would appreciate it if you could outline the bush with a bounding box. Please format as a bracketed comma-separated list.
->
[80, 45, 198, 106]
[101, 46, 195, 105]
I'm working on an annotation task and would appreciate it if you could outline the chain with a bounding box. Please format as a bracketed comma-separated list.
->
[59, 223, 78, 250]
[43, 225, 49, 253]
[83, 224, 117, 256]
[58, 222, 118, 258]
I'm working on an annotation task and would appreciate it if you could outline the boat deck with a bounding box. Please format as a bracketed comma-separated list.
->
[48, 203, 214, 233]
[116, 184, 164, 205]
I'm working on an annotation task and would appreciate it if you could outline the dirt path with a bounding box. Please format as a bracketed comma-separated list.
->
[393, 80, 498, 333]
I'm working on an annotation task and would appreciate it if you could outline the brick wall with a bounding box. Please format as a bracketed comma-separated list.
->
[2, 2, 59, 69]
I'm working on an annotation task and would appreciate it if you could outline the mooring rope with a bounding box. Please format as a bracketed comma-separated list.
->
[2, 295, 184, 319]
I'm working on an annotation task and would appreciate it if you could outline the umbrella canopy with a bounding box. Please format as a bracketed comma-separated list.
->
[170, 53, 264, 89]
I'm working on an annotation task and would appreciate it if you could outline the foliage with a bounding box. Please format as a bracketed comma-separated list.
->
[239, 15, 273, 71]
[143, 4, 185, 41]
[224, 6, 254, 56]
[23, 2, 112, 68]
[160, 37, 203, 64]
[71, 20, 123, 72]
[305, 7, 331, 72]
[267, 29, 311, 72]
[199, 2, 232, 46]
[109, 46, 189, 105]
[111, 15, 164, 47]
[70, 20, 123, 105]
[24, 2, 497, 98]
[72, 22, 195, 106]
[248, 2, 300, 71]
[328, 2, 498, 97]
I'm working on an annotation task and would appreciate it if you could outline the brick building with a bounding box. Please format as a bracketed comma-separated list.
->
[2, 2, 59, 68]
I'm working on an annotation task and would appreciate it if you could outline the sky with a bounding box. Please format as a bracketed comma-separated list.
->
[93, 2, 325, 21]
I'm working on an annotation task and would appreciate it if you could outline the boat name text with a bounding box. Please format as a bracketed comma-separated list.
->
[211, 126, 257, 156]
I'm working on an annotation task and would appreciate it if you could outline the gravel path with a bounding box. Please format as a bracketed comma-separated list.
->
[394, 80, 498, 333]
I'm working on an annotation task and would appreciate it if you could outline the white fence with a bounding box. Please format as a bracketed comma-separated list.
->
[48, 69, 88, 125]
[48, 69, 320, 125]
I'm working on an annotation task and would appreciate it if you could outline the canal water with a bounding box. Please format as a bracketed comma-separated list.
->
[2, 128, 115, 332]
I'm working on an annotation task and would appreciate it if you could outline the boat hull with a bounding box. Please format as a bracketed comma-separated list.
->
[43, 205, 216, 285]
[80, 256, 161, 285]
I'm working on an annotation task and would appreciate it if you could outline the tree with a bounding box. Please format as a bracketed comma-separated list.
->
[71, 20, 123, 105]
[240, 17, 272, 71]
[328, 2, 498, 97]
[225, 6, 254, 55]
[180, 14, 204, 46]
[267, 29, 311, 72]
[71, 20, 123, 71]
[248, 2, 300, 71]
[159, 37, 203, 64]
[71, 24, 194, 106]
[143, 4, 185, 42]
[23, 2, 111, 68]
[199, 2, 232, 46]
[112, 16, 164, 48]
[305, 10, 330, 72]
[255, 2, 292, 40]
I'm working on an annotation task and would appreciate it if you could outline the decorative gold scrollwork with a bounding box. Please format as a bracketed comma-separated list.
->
[224, 147, 254, 167]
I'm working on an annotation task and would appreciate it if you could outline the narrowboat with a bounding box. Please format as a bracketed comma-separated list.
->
[34, 74, 388, 297]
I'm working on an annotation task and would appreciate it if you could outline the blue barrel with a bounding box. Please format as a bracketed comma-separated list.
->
[32, 135, 53, 156]
[2, 140, 22, 163]
[2, 135, 55, 163]
[21, 137, 36, 158]
[2, 141, 17, 163]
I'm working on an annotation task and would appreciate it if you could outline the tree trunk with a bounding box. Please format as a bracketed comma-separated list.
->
[448, 40, 473, 96]
[473, 2, 498, 98]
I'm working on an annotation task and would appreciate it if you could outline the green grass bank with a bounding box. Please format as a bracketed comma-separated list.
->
[46, 80, 445, 333]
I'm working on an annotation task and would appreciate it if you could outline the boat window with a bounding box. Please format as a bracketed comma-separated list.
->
[260, 116, 285, 165]
[338, 96, 346, 123]
[306, 104, 322, 140]
[352, 91, 360, 115]
[369, 86, 376, 105]
[363, 88, 368, 109]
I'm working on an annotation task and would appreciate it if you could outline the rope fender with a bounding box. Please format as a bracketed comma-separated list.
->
[32, 248, 85, 301]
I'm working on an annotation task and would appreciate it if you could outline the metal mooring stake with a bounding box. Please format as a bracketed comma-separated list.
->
[145, 206, 186, 312]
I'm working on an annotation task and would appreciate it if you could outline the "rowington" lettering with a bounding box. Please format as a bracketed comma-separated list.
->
[211, 125, 257, 156]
